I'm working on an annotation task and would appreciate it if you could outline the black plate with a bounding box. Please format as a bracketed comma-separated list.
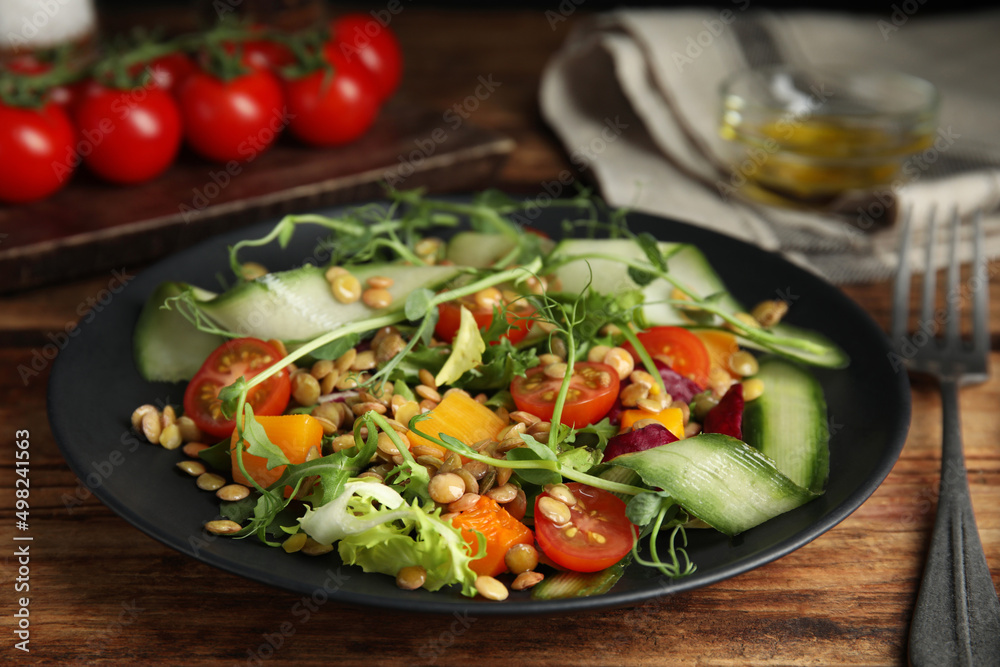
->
[47, 200, 910, 614]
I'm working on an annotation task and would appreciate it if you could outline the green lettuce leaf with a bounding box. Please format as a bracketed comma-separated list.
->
[300, 481, 479, 596]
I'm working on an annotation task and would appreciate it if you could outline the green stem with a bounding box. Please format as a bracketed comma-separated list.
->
[408, 421, 647, 496]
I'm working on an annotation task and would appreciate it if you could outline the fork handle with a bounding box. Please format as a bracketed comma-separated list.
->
[909, 379, 1000, 667]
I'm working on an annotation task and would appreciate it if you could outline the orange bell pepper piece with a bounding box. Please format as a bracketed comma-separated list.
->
[230, 414, 323, 491]
[451, 495, 534, 576]
[406, 391, 506, 459]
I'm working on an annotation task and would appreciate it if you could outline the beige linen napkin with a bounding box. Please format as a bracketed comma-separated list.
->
[540, 9, 1000, 283]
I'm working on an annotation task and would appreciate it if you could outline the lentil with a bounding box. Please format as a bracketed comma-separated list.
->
[742, 378, 765, 401]
[511, 571, 544, 591]
[196, 473, 226, 491]
[216, 484, 250, 502]
[131, 404, 157, 430]
[182, 442, 209, 458]
[141, 410, 161, 443]
[418, 368, 437, 389]
[751, 299, 788, 328]
[177, 460, 206, 477]
[367, 275, 394, 289]
[415, 384, 442, 402]
[362, 287, 393, 309]
[240, 262, 268, 280]
[485, 483, 517, 504]
[448, 492, 481, 513]
[159, 423, 183, 450]
[475, 575, 509, 601]
[587, 344, 612, 363]
[177, 416, 202, 443]
[396, 565, 427, 590]
[504, 543, 539, 574]
[729, 351, 759, 377]
[538, 496, 572, 525]
[282, 532, 308, 553]
[544, 483, 577, 507]
[428, 472, 465, 504]
[334, 348, 357, 373]
[205, 520, 242, 535]
[300, 538, 334, 556]
[603, 347, 635, 380]
[292, 373, 321, 405]
[330, 271, 362, 303]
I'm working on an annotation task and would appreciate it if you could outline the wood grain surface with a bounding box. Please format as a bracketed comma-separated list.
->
[1, 8, 999, 667]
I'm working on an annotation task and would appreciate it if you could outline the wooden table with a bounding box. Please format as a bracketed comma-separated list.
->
[2, 9, 998, 666]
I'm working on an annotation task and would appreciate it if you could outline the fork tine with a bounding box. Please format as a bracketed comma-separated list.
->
[892, 206, 915, 344]
[920, 204, 939, 329]
[971, 208, 989, 356]
[944, 208, 962, 348]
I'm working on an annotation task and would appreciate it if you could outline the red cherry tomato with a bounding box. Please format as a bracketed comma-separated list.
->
[284, 50, 379, 146]
[328, 13, 402, 102]
[0, 101, 76, 203]
[183, 338, 291, 439]
[434, 294, 534, 346]
[177, 69, 285, 163]
[239, 39, 295, 71]
[510, 362, 620, 427]
[72, 83, 182, 185]
[622, 326, 711, 387]
[140, 53, 198, 94]
[534, 483, 638, 572]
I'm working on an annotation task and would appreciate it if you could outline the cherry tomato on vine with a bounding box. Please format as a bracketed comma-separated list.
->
[328, 13, 402, 102]
[177, 68, 285, 163]
[0, 101, 76, 203]
[72, 83, 182, 185]
[534, 483, 638, 572]
[434, 293, 534, 346]
[238, 39, 295, 72]
[284, 50, 379, 147]
[622, 326, 711, 387]
[141, 53, 198, 94]
[183, 337, 291, 439]
[510, 361, 620, 427]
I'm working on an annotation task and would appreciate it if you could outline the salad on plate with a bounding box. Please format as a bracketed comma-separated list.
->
[129, 190, 846, 601]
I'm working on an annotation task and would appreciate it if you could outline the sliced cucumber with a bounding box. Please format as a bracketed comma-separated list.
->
[445, 232, 518, 268]
[133, 263, 461, 382]
[742, 357, 829, 493]
[198, 263, 461, 343]
[530, 561, 626, 600]
[133, 282, 225, 383]
[550, 238, 847, 368]
[609, 433, 817, 536]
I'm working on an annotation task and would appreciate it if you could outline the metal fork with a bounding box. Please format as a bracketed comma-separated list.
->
[891, 206, 1000, 666]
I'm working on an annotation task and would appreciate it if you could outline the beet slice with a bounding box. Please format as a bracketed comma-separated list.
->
[652, 359, 704, 404]
[702, 383, 744, 440]
[604, 423, 679, 461]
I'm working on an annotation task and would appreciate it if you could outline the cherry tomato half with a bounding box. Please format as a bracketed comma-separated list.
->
[510, 361, 620, 427]
[0, 101, 76, 203]
[622, 326, 711, 387]
[183, 337, 291, 439]
[73, 83, 182, 185]
[284, 49, 380, 147]
[534, 483, 638, 572]
[328, 13, 402, 102]
[434, 292, 534, 346]
[177, 68, 285, 163]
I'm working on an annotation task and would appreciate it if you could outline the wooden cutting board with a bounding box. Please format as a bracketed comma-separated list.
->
[0, 99, 514, 293]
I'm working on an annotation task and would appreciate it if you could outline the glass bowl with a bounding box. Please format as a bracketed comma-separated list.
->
[718, 66, 939, 204]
